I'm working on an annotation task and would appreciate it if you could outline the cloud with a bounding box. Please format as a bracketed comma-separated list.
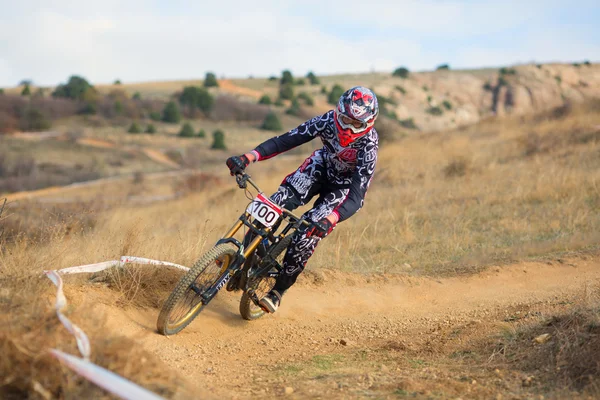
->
[0, 1, 597, 86]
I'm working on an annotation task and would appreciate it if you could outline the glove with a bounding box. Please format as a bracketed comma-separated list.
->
[306, 218, 335, 238]
[226, 155, 250, 176]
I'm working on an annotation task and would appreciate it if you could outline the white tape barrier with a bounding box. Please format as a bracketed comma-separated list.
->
[50, 350, 164, 400]
[56, 256, 189, 275]
[43, 255, 190, 400]
[45, 270, 92, 360]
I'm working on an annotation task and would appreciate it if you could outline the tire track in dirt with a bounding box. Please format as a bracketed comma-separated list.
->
[80, 255, 600, 398]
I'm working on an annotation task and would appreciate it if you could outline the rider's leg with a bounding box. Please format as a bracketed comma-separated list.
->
[261, 188, 350, 313]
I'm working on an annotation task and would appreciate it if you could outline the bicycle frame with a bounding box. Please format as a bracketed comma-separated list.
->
[199, 173, 307, 304]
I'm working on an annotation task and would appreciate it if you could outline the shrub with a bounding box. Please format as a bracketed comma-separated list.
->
[427, 95, 432, 104]
[145, 124, 156, 134]
[281, 70, 294, 85]
[20, 107, 51, 131]
[0, 89, 4, 95]
[204, 72, 219, 88]
[555, 75, 562, 85]
[133, 92, 141, 100]
[536, 64, 543, 69]
[295, 78, 305, 85]
[114, 79, 122, 85]
[268, 76, 278, 82]
[279, 84, 294, 100]
[426, 106, 443, 116]
[261, 111, 282, 131]
[328, 84, 345, 105]
[500, 67, 516, 75]
[258, 94, 272, 105]
[162, 101, 181, 123]
[149, 111, 161, 121]
[306, 71, 320, 85]
[395, 85, 406, 95]
[442, 100, 452, 110]
[320, 85, 328, 94]
[498, 76, 508, 87]
[21, 85, 31, 96]
[399, 118, 418, 130]
[178, 122, 195, 138]
[197, 129, 206, 138]
[422, 85, 429, 92]
[127, 121, 142, 133]
[436, 64, 450, 70]
[297, 92, 314, 106]
[179, 86, 214, 115]
[572, 63, 581, 68]
[114, 101, 124, 115]
[583, 60, 591, 66]
[274, 98, 284, 107]
[211, 129, 226, 150]
[52, 75, 93, 100]
[483, 82, 494, 91]
[286, 98, 301, 116]
[443, 157, 470, 178]
[392, 67, 409, 78]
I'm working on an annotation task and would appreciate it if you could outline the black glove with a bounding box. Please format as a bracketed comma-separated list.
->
[306, 218, 335, 238]
[226, 155, 250, 176]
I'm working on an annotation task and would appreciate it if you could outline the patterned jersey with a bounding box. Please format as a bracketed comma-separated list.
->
[252, 110, 378, 221]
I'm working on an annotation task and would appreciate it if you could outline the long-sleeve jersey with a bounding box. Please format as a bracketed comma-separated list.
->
[252, 110, 378, 222]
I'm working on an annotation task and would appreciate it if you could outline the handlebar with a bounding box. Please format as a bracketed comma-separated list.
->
[234, 172, 310, 226]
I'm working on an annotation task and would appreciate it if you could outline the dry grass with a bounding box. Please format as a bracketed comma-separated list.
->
[1, 100, 599, 398]
[313, 100, 600, 275]
[486, 283, 600, 396]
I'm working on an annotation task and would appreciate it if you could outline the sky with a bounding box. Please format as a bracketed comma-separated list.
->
[0, 0, 599, 87]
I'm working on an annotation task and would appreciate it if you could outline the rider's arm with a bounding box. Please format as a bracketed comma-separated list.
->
[248, 112, 331, 161]
[331, 137, 379, 223]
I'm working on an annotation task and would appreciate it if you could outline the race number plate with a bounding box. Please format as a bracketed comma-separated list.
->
[246, 193, 282, 228]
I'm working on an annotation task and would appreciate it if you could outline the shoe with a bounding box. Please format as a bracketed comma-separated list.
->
[259, 290, 282, 313]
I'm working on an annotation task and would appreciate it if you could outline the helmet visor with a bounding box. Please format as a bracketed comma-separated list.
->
[337, 114, 367, 134]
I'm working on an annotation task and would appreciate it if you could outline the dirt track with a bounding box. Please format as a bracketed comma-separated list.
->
[72, 254, 600, 399]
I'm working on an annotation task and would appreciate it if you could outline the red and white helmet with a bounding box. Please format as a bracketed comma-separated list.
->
[334, 86, 379, 147]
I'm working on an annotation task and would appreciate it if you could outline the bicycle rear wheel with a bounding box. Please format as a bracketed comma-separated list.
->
[157, 243, 237, 335]
[239, 234, 292, 320]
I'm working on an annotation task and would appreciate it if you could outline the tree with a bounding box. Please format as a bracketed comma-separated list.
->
[328, 84, 345, 105]
[162, 101, 182, 123]
[261, 112, 282, 131]
[298, 92, 314, 106]
[211, 129, 226, 149]
[268, 76, 278, 82]
[52, 75, 94, 100]
[197, 129, 206, 138]
[286, 98, 301, 116]
[21, 84, 31, 96]
[145, 124, 156, 134]
[258, 94, 272, 105]
[279, 84, 294, 100]
[204, 72, 219, 88]
[114, 79, 122, 85]
[392, 67, 410, 79]
[178, 122, 195, 138]
[128, 122, 142, 134]
[306, 71, 320, 85]
[281, 70, 294, 85]
[436, 64, 450, 70]
[179, 86, 214, 115]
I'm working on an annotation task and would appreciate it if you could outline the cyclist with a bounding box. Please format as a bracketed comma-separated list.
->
[226, 86, 379, 313]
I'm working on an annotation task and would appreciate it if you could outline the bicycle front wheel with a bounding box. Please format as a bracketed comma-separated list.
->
[157, 243, 237, 335]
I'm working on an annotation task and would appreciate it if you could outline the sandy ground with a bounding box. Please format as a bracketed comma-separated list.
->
[63, 254, 600, 399]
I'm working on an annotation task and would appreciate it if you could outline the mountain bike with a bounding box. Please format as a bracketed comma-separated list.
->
[157, 172, 308, 336]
